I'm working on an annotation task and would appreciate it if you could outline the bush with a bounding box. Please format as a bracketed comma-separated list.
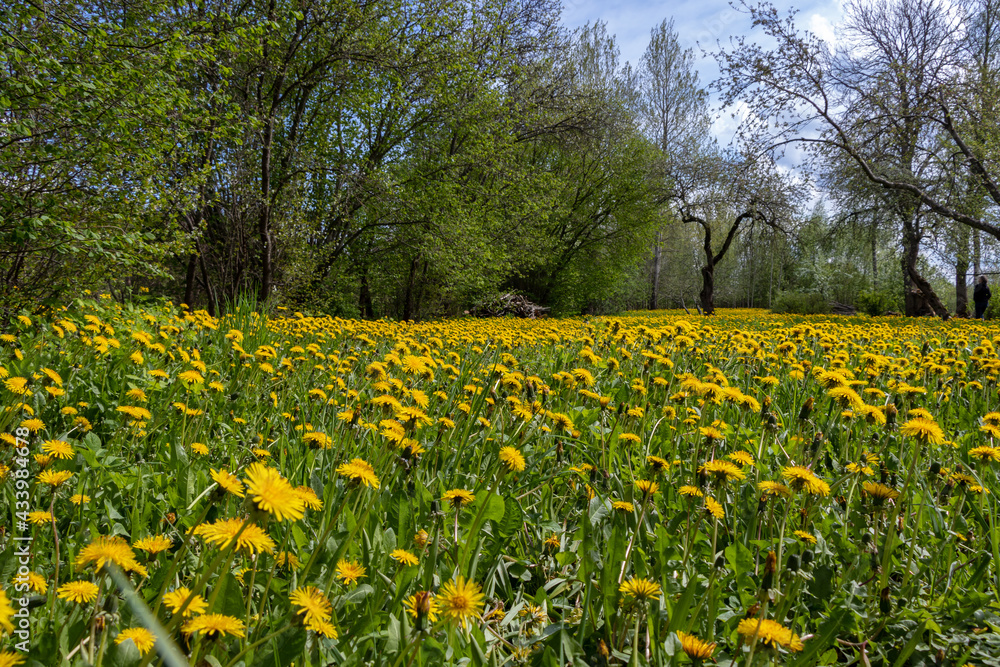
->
[770, 291, 831, 315]
[856, 289, 900, 317]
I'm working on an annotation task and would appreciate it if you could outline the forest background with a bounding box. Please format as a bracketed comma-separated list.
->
[4, 0, 1000, 320]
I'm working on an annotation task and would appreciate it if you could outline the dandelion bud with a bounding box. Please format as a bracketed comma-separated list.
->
[886, 403, 897, 426]
[928, 461, 941, 476]
[879, 586, 891, 615]
[801, 550, 814, 566]
[799, 397, 814, 420]
[761, 551, 777, 590]
[787, 554, 800, 572]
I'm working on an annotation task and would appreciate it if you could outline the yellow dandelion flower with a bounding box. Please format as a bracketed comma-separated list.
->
[20, 418, 44, 433]
[498, 446, 526, 472]
[737, 618, 804, 651]
[705, 496, 725, 519]
[290, 586, 332, 625]
[727, 450, 755, 467]
[41, 440, 73, 459]
[163, 588, 209, 617]
[390, 549, 419, 566]
[646, 455, 670, 472]
[112, 627, 154, 655]
[335, 559, 366, 586]
[758, 481, 791, 498]
[75, 536, 147, 576]
[861, 481, 900, 502]
[12, 571, 47, 594]
[4, 377, 30, 396]
[969, 446, 1000, 462]
[442, 488, 476, 509]
[211, 468, 245, 497]
[619, 577, 662, 601]
[336, 458, 380, 489]
[635, 479, 659, 496]
[182, 614, 245, 639]
[303, 431, 333, 449]
[193, 518, 275, 554]
[403, 591, 439, 625]
[0, 591, 14, 633]
[612, 500, 635, 513]
[57, 580, 99, 604]
[677, 631, 717, 660]
[37, 470, 73, 487]
[899, 417, 945, 445]
[133, 535, 173, 555]
[781, 466, 830, 496]
[243, 463, 305, 522]
[793, 530, 817, 544]
[699, 459, 746, 483]
[438, 576, 485, 627]
[293, 485, 323, 511]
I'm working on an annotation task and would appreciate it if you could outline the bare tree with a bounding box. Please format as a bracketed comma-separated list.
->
[664, 147, 799, 314]
[714, 0, 1000, 273]
[639, 18, 709, 310]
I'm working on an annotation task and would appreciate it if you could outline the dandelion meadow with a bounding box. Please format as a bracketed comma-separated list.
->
[3, 300, 1000, 666]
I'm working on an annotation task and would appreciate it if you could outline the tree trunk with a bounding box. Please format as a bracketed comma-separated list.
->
[900, 219, 947, 318]
[768, 230, 775, 309]
[184, 254, 197, 307]
[414, 260, 429, 320]
[259, 117, 274, 302]
[402, 257, 418, 321]
[198, 250, 217, 317]
[649, 230, 662, 310]
[359, 270, 374, 319]
[956, 226, 970, 318]
[700, 263, 715, 315]
[901, 218, 918, 315]
[974, 229, 982, 277]
[871, 225, 878, 289]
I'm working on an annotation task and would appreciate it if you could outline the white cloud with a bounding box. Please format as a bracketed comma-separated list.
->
[808, 13, 838, 46]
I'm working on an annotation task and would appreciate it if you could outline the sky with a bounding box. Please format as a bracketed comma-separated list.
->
[560, 0, 846, 144]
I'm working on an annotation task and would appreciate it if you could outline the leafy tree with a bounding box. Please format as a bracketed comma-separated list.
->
[0, 0, 246, 313]
[714, 0, 1000, 309]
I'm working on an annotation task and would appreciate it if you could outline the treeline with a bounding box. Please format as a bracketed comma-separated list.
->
[5, 0, 1000, 319]
[0, 0, 670, 317]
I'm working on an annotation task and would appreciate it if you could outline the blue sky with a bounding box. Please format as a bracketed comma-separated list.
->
[560, 0, 845, 143]
[560, 0, 844, 80]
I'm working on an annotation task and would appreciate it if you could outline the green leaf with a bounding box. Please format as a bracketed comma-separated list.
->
[498, 495, 524, 536]
[251, 627, 307, 667]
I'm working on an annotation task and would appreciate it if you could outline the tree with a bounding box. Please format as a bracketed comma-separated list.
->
[0, 0, 245, 313]
[714, 0, 1000, 280]
[639, 18, 709, 309]
[663, 146, 799, 314]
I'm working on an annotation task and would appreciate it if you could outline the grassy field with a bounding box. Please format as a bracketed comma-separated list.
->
[2, 299, 1000, 666]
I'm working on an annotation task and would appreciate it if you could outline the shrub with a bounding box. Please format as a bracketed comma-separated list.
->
[856, 289, 900, 317]
[770, 291, 831, 314]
